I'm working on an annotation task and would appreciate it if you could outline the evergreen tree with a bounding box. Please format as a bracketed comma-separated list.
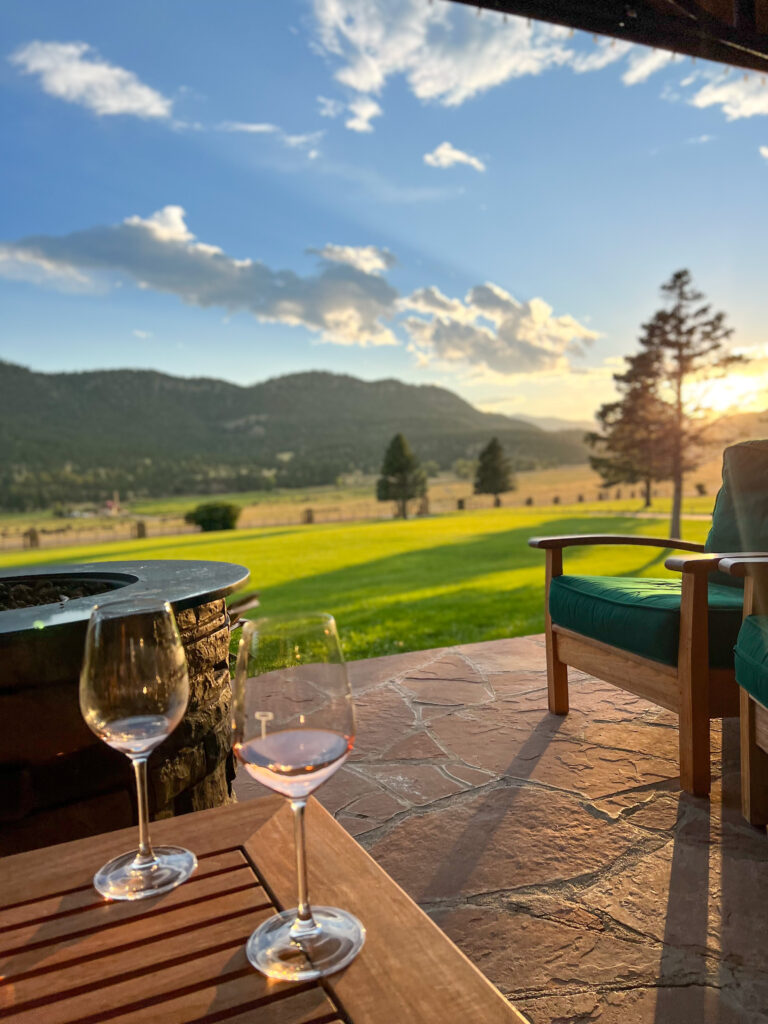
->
[587, 349, 675, 509]
[474, 437, 515, 507]
[376, 433, 427, 519]
[646, 270, 740, 537]
[589, 270, 741, 537]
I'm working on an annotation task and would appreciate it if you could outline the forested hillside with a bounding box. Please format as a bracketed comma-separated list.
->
[0, 362, 587, 509]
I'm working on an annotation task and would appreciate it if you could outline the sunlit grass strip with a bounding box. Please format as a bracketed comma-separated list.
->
[0, 508, 711, 660]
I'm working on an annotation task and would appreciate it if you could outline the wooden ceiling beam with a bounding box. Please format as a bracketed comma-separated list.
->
[450, 0, 768, 74]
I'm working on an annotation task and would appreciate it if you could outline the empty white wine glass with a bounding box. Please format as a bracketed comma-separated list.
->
[79, 597, 197, 900]
[232, 612, 365, 980]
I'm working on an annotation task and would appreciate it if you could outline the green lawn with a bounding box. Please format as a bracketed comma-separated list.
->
[0, 508, 711, 661]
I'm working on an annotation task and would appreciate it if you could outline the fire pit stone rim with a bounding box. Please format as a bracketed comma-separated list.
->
[0, 559, 250, 639]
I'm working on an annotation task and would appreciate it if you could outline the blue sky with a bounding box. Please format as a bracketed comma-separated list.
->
[1, 0, 766, 420]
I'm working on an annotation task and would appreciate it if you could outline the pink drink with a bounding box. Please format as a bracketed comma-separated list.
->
[235, 728, 352, 798]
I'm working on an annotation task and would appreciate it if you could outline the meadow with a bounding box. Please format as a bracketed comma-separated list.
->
[0, 456, 724, 546]
[0, 506, 712, 661]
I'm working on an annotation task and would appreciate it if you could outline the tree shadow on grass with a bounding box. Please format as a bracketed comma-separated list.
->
[247, 516, 686, 655]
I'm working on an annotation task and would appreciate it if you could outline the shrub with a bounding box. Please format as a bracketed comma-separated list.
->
[185, 502, 240, 532]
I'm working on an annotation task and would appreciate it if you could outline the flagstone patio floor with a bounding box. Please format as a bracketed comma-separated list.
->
[234, 634, 768, 1024]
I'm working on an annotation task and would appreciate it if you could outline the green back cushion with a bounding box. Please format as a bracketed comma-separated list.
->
[735, 616, 768, 708]
[549, 574, 744, 667]
[705, 439, 768, 586]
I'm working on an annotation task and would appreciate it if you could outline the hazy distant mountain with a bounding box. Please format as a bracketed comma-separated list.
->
[0, 362, 588, 509]
[516, 414, 596, 433]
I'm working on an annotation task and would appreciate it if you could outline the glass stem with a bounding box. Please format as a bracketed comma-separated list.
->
[289, 799, 318, 937]
[131, 756, 156, 867]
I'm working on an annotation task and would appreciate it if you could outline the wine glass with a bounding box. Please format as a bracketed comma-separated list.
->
[232, 612, 365, 980]
[79, 597, 198, 900]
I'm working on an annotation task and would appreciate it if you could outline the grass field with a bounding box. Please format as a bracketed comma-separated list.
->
[0, 507, 712, 661]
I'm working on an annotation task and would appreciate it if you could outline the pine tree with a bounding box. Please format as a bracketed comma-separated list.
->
[474, 437, 515, 507]
[376, 433, 427, 519]
[645, 270, 740, 537]
[587, 349, 675, 509]
[589, 270, 740, 537]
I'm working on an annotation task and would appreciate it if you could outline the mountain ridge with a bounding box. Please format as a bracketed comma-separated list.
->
[0, 361, 588, 509]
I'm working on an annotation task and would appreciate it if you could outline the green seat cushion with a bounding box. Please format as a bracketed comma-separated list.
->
[550, 574, 744, 667]
[735, 616, 768, 708]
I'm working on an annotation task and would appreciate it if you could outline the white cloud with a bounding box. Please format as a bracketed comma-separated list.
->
[424, 141, 485, 172]
[132, 329, 152, 339]
[0, 206, 399, 348]
[761, 145, 768, 159]
[686, 133, 714, 144]
[218, 121, 323, 157]
[9, 41, 172, 118]
[622, 48, 676, 86]
[317, 95, 344, 118]
[219, 121, 279, 133]
[308, 243, 395, 275]
[571, 38, 632, 73]
[402, 281, 598, 375]
[312, 0, 578, 107]
[689, 75, 768, 120]
[0, 245, 96, 291]
[283, 130, 324, 149]
[345, 96, 382, 132]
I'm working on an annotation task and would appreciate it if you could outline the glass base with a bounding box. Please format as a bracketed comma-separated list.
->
[94, 846, 197, 901]
[246, 906, 365, 981]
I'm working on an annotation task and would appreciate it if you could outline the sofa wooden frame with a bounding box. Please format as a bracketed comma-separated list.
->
[528, 534, 741, 797]
[718, 555, 768, 827]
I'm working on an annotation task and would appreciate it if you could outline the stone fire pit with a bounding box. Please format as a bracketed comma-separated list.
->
[0, 560, 249, 855]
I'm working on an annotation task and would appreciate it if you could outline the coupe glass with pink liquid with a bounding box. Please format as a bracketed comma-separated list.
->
[232, 612, 365, 980]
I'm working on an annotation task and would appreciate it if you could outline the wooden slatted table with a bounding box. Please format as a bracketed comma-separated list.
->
[0, 796, 527, 1023]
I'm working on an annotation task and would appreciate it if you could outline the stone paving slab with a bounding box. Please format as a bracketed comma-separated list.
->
[234, 636, 768, 1024]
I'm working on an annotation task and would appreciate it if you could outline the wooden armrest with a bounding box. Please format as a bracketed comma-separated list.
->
[716, 554, 768, 578]
[528, 534, 705, 552]
[664, 553, 722, 574]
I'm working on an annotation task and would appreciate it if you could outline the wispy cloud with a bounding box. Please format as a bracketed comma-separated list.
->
[686, 133, 714, 144]
[218, 121, 322, 157]
[317, 95, 344, 118]
[132, 329, 153, 339]
[424, 141, 485, 172]
[622, 48, 678, 86]
[283, 130, 324, 149]
[345, 96, 382, 132]
[218, 121, 279, 134]
[9, 40, 172, 118]
[761, 145, 768, 159]
[571, 38, 632, 73]
[0, 206, 399, 348]
[689, 74, 768, 120]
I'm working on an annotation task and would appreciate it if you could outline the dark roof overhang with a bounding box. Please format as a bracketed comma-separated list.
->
[451, 1, 768, 74]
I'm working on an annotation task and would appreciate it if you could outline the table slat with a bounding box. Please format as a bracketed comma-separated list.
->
[106, 979, 337, 1024]
[245, 798, 527, 1024]
[0, 863, 258, 957]
[0, 798, 526, 1024]
[0, 889, 267, 1008]
[0, 850, 247, 928]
